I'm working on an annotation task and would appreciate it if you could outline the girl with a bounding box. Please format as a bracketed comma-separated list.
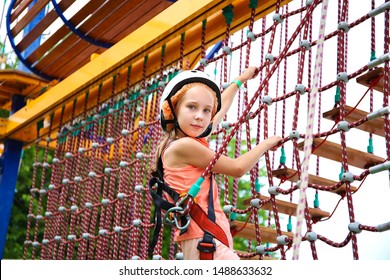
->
[151, 66, 282, 260]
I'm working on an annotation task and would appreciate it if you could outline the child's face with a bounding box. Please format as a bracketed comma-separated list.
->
[176, 85, 215, 137]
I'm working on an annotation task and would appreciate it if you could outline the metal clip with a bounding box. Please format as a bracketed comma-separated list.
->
[163, 206, 191, 231]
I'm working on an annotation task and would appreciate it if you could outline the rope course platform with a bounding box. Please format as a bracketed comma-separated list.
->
[323, 105, 385, 137]
[357, 67, 387, 94]
[0, 70, 50, 110]
[272, 167, 358, 195]
[1, 0, 390, 260]
[297, 138, 385, 169]
[6, 0, 175, 80]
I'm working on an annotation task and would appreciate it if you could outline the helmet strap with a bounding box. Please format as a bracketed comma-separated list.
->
[196, 123, 213, 138]
[167, 98, 178, 122]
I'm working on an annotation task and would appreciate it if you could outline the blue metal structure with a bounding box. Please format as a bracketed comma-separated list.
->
[0, 94, 25, 259]
[0, 0, 44, 258]
[206, 41, 223, 60]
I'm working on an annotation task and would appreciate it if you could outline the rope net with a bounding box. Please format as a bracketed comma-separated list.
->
[22, 0, 390, 260]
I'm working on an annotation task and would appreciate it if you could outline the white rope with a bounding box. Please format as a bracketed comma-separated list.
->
[292, 0, 329, 260]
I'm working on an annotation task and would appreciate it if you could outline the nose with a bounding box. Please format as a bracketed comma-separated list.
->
[194, 112, 204, 121]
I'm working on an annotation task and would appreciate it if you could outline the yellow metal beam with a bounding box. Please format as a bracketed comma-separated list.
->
[1, 0, 290, 145]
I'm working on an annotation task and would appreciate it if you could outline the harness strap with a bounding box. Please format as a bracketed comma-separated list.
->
[149, 146, 230, 259]
[195, 176, 217, 260]
[148, 177, 172, 257]
[190, 202, 230, 248]
[148, 177, 188, 257]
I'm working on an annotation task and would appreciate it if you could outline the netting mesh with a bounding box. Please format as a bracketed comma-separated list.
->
[22, 0, 390, 260]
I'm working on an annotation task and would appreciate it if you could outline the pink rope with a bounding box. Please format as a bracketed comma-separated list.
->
[292, 0, 329, 260]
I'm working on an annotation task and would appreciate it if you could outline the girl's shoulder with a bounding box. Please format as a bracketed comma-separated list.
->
[164, 137, 213, 168]
[168, 136, 202, 147]
[165, 137, 208, 155]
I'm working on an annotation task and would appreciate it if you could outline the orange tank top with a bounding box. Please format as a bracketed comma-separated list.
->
[162, 137, 233, 247]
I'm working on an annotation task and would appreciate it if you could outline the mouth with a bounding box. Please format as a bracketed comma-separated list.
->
[191, 124, 203, 130]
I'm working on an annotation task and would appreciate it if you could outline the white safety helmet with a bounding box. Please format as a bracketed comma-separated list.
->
[160, 69, 221, 137]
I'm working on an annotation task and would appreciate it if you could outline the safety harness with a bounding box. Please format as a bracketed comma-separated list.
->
[148, 154, 229, 260]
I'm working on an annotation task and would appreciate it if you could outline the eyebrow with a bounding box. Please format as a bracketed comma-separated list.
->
[184, 100, 213, 108]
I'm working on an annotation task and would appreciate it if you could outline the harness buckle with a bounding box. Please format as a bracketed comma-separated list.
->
[197, 237, 216, 253]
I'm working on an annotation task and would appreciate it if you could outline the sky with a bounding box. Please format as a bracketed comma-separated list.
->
[1, 0, 389, 260]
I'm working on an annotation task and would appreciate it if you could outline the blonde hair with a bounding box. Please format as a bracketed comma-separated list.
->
[151, 82, 218, 177]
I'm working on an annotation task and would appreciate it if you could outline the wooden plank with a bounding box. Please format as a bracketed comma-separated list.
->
[0, 70, 49, 96]
[235, 250, 277, 260]
[11, 0, 50, 36]
[84, 0, 158, 42]
[323, 105, 385, 137]
[243, 194, 330, 219]
[231, 221, 294, 243]
[11, 0, 34, 23]
[16, 0, 76, 53]
[104, 1, 173, 42]
[29, 0, 291, 80]
[40, 0, 171, 77]
[272, 167, 358, 195]
[297, 138, 385, 169]
[26, 0, 107, 62]
[33, 0, 133, 75]
[25, 0, 123, 73]
[38, 39, 94, 77]
[356, 67, 388, 94]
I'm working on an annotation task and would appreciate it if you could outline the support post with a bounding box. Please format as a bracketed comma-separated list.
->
[0, 94, 25, 259]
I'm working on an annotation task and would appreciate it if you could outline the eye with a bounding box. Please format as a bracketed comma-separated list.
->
[187, 104, 196, 110]
[204, 108, 211, 113]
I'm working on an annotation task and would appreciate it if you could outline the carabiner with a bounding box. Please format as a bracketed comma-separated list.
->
[162, 206, 191, 231]
[163, 206, 184, 225]
[174, 214, 191, 231]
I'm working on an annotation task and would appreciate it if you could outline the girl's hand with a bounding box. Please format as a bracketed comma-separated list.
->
[238, 66, 259, 83]
[265, 135, 283, 151]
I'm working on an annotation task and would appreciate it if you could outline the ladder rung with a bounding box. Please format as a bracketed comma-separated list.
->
[235, 250, 277, 260]
[356, 67, 388, 94]
[272, 167, 358, 195]
[231, 220, 293, 243]
[323, 105, 385, 137]
[297, 138, 385, 169]
[243, 194, 330, 219]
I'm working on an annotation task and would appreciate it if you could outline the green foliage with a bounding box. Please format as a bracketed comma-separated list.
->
[1, 38, 20, 69]
[4, 146, 53, 259]
[3, 147, 33, 259]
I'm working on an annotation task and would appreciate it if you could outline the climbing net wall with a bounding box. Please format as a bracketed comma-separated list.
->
[22, 0, 390, 260]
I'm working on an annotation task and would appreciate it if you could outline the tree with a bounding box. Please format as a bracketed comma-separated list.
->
[3, 146, 48, 259]
[0, 38, 19, 69]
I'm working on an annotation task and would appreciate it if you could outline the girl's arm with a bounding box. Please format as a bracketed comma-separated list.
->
[211, 66, 259, 132]
[164, 135, 282, 178]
